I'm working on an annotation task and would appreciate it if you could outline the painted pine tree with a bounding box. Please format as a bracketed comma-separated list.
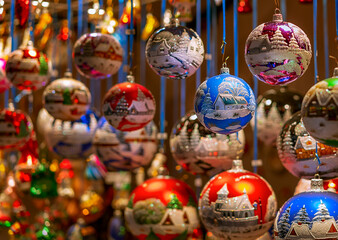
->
[167, 194, 183, 210]
[63, 89, 72, 105]
[146, 229, 159, 240]
[289, 34, 300, 49]
[201, 90, 213, 115]
[178, 121, 189, 152]
[282, 128, 296, 161]
[277, 205, 291, 238]
[313, 201, 332, 222]
[18, 120, 29, 137]
[271, 28, 288, 50]
[127, 194, 135, 209]
[39, 56, 48, 75]
[294, 205, 311, 225]
[137, 88, 146, 101]
[201, 188, 210, 207]
[115, 95, 129, 115]
[189, 123, 200, 150]
[187, 196, 197, 208]
[173, 230, 188, 240]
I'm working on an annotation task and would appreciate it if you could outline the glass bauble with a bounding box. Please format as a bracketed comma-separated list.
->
[66, 219, 96, 240]
[253, 87, 303, 145]
[125, 175, 199, 239]
[108, 210, 126, 240]
[30, 163, 58, 199]
[43, 71, 91, 121]
[294, 178, 338, 195]
[79, 189, 105, 223]
[244, 12, 312, 85]
[73, 32, 123, 79]
[85, 154, 107, 181]
[146, 18, 204, 79]
[194, 67, 256, 135]
[274, 177, 338, 239]
[168, 0, 195, 22]
[0, 106, 33, 150]
[170, 111, 245, 176]
[102, 76, 156, 131]
[199, 160, 277, 240]
[5, 41, 49, 90]
[93, 117, 157, 171]
[277, 112, 337, 179]
[36, 108, 53, 136]
[44, 110, 98, 159]
[301, 67, 338, 147]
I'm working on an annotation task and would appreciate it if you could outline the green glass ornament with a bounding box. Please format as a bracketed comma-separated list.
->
[30, 162, 58, 199]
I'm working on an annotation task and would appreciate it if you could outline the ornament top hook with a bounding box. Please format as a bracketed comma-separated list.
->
[273, 8, 283, 23]
[169, 18, 180, 27]
[309, 174, 324, 192]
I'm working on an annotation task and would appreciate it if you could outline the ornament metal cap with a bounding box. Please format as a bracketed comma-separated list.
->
[229, 159, 245, 172]
[157, 167, 169, 177]
[310, 174, 324, 191]
[272, 9, 283, 22]
[64, 70, 72, 78]
[220, 64, 230, 74]
[169, 18, 180, 27]
[126, 75, 135, 83]
[333, 67, 338, 78]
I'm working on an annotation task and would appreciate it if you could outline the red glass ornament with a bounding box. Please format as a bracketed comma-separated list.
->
[238, 0, 252, 13]
[15, 0, 30, 28]
[125, 175, 199, 240]
[102, 75, 156, 131]
[299, 0, 312, 3]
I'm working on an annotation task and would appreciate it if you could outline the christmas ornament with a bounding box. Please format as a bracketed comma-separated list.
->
[9, 200, 30, 237]
[274, 176, 338, 239]
[85, 154, 107, 181]
[170, 111, 245, 176]
[238, 0, 252, 13]
[36, 108, 54, 136]
[93, 117, 157, 171]
[244, 10, 312, 85]
[253, 87, 303, 145]
[141, 13, 159, 41]
[301, 67, 338, 147]
[73, 32, 123, 79]
[66, 218, 96, 240]
[299, 0, 312, 3]
[277, 112, 338, 179]
[119, 0, 141, 25]
[108, 210, 126, 240]
[30, 162, 58, 199]
[125, 173, 199, 240]
[57, 159, 75, 198]
[199, 160, 277, 240]
[15, 0, 30, 28]
[0, 65, 10, 94]
[102, 75, 156, 132]
[0, 105, 33, 150]
[146, 18, 204, 80]
[194, 66, 256, 135]
[5, 41, 49, 90]
[44, 110, 98, 159]
[87, 0, 105, 25]
[168, 0, 195, 22]
[80, 189, 104, 223]
[35, 218, 56, 240]
[0, 191, 12, 227]
[294, 178, 338, 195]
[43, 71, 91, 121]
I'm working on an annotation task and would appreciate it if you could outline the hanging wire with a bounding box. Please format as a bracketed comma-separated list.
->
[233, 0, 238, 76]
[28, 0, 34, 42]
[221, 0, 226, 61]
[195, 0, 201, 89]
[280, 0, 286, 19]
[252, 0, 258, 173]
[128, 0, 134, 71]
[160, 0, 167, 149]
[323, 0, 329, 78]
[274, 0, 280, 9]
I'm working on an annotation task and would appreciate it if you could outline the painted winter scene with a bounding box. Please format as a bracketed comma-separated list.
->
[245, 22, 312, 85]
[93, 118, 157, 171]
[199, 183, 277, 240]
[44, 110, 98, 159]
[195, 74, 256, 135]
[73, 33, 123, 78]
[170, 112, 245, 176]
[277, 112, 338, 179]
[302, 78, 338, 147]
[146, 26, 204, 79]
[103, 82, 156, 132]
[274, 191, 338, 239]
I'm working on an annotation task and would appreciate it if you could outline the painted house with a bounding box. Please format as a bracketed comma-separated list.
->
[247, 35, 271, 55]
[214, 94, 248, 111]
[305, 91, 338, 121]
[295, 136, 337, 160]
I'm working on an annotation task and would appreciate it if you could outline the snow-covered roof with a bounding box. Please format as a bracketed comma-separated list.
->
[217, 183, 229, 196]
[286, 222, 313, 238]
[311, 218, 337, 238]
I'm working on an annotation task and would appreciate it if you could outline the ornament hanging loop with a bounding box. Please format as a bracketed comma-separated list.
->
[274, 0, 280, 10]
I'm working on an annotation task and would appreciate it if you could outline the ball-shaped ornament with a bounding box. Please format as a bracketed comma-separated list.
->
[274, 177, 338, 239]
[93, 117, 157, 171]
[43, 72, 91, 121]
[194, 67, 256, 135]
[170, 111, 245, 176]
[5, 41, 49, 90]
[245, 12, 312, 85]
[253, 87, 303, 145]
[44, 110, 98, 159]
[73, 32, 123, 79]
[102, 75, 156, 131]
[125, 175, 199, 239]
[277, 112, 337, 179]
[0, 106, 33, 150]
[66, 219, 96, 240]
[199, 160, 277, 240]
[146, 18, 204, 79]
[301, 67, 338, 147]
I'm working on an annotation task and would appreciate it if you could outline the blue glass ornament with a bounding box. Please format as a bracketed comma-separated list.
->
[274, 177, 338, 239]
[194, 66, 256, 135]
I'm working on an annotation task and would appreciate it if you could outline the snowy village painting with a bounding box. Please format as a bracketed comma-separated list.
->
[277, 113, 338, 179]
[93, 118, 157, 171]
[170, 112, 245, 176]
[274, 192, 338, 239]
[245, 22, 312, 85]
[199, 183, 276, 239]
[194, 75, 256, 135]
[146, 26, 204, 79]
[302, 79, 338, 147]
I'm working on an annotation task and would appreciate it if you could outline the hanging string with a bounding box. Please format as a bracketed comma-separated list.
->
[252, 0, 258, 173]
[67, 0, 72, 72]
[211, 1, 217, 76]
[313, 0, 318, 84]
[28, 0, 34, 42]
[274, 0, 280, 9]
[118, 0, 126, 83]
[195, 0, 201, 89]
[180, 79, 185, 117]
[280, 0, 286, 20]
[140, 4, 146, 86]
[220, 0, 226, 63]
[160, 0, 167, 149]
[323, 0, 329, 78]
[233, 0, 238, 76]
[206, 0, 211, 78]
[78, 0, 83, 38]
[128, 0, 134, 70]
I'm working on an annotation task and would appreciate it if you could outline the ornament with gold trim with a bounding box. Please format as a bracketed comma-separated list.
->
[125, 170, 200, 240]
[168, 0, 195, 22]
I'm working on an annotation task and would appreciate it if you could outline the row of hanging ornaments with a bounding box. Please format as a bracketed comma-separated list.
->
[0, 0, 337, 239]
